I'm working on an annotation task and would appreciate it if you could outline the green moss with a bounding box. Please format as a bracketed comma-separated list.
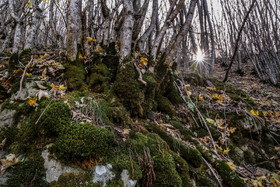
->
[214, 160, 246, 187]
[165, 83, 183, 105]
[50, 172, 94, 187]
[99, 98, 131, 126]
[196, 174, 214, 187]
[170, 151, 191, 187]
[156, 95, 175, 116]
[35, 100, 71, 135]
[8, 53, 19, 74]
[152, 149, 182, 187]
[64, 60, 87, 91]
[1, 101, 33, 124]
[244, 149, 255, 164]
[146, 122, 203, 168]
[170, 121, 194, 139]
[53, 122, 115, 163]
[6, 155, 48, 187]
[142, 71, 157, 113]
[89, 64, 110, 93]
[114, 61, 143, 116]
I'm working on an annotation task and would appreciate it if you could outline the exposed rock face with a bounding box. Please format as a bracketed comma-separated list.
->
[0, 109, 16, 128]
[92, 164, 115, 187]
[41, 146, 79, 183]
[11, 82, 39, 100]
[121, 170, 137, 187]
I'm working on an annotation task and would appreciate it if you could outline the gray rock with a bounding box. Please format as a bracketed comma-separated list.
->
[11, 82, 39, 100]
[121, 170, 137, 187]
[41, 146, 79, 183]
[0, 109, 16, 128]
[93, 164, 115, 187]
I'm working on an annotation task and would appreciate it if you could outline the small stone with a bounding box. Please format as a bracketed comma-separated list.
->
[121, 170, 137, 187]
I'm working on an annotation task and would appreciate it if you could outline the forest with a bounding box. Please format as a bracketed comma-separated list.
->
[0, 0, 279, 186]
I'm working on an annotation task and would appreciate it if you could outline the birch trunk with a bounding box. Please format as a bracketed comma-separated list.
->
[66, 0, 80, 61]
[120, 0, 134, 62]
[24, 0, 43, 50]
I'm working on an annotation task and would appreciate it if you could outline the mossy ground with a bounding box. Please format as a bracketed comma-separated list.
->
[1, 47, 277, 187]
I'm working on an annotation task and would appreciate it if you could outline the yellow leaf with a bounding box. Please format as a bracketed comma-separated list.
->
[199, 94, 203, 101]
[217, 100, 221, 103]
[58, 85, 66, 91]
[123, 129, 130, 135]
[29, 0, 32, 7]
[223, 147, 230, 153]
[98, 46, 103, 51]
[27, 97, 37, 106]
[25, 73, 32, 77]
[187, 91, 192, 96]
[169, 43, 174, 45]
[78, 53, 83, 59]
[185, 84, 190, 88]
[51, 83, 55, 88]
[228, 127, 236, 134]
[251, 110, 259, 116]
[87, 37, 93, 43]
[212, 93, 219, 100]
[206, 118, 215, 124]
[226, 161, 236, 170]
[140, 57, 148, 65]
[16, 68, 24, 75]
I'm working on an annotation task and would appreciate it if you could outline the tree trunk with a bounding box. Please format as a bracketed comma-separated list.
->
[66, 0, 81, 61]
[120, 0, 134, 62]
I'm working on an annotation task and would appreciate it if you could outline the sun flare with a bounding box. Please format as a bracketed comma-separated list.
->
[194, 49, 205, 63]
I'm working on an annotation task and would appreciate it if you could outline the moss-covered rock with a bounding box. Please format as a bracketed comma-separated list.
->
[50, 172, 94, 187]
[64, 60, 87, 91]
[145, 122, 203, 168]
[156, 95, 175, 116]
[89, 63, 110, 93]
[142, 71, 157, 113]
[53, 122, 115, 163]
[214, 161, 246, 187]
[5, 155, 48, 187]
[35, 100, 71, 135]
[114, 61, 144, 117]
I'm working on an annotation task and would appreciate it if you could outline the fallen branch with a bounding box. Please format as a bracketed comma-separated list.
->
[15, 56, 34, 100]
[35, 98, 53, 125]
[175, 79, 218, 155]
[202, 157, 223, 187]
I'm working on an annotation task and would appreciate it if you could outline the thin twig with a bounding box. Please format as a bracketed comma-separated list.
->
[202, 157, 223, 187]
[35, 98, 53, 125]
[175, 79, 218, 155]
[15, 56, 34, 100]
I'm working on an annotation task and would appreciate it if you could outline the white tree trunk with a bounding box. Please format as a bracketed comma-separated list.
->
[120, 0, 134, 62]
[24, 0, 42, 50]
[66, 0, 80, 61]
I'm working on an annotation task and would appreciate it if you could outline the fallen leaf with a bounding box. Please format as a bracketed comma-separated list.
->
[27, 97, 37, 106]
[25, 73, 32, 77]
[199, 94, 203, 101]
[226, 161, 236, 170]
[51, 83, 55, 88]
[37, 90, 50, 100]
[35, 82, 47, 90]
[123, 129, 130, 135]
[59, 85, 66, 91]
[206, 118, 215, 124]
[223, 147, 230, 153]
[1, 154, 20, 175]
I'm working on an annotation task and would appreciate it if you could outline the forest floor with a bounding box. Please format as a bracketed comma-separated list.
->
[213, 61, 280, 125]
[0, 49, 280, 186]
